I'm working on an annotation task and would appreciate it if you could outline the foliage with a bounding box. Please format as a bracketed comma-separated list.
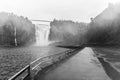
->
[49, 19, 88, 46]
[0, 12, 36, 47]
[49, 3, 120, 47]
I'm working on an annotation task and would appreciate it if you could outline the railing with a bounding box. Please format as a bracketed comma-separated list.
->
[8, 48, 80, 80]
[8, 65, 31, 80]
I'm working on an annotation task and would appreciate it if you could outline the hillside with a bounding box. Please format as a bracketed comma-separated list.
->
[49, 19, 88, 46]
[0, 12, 36, 47]
[49, 3, 120, 47]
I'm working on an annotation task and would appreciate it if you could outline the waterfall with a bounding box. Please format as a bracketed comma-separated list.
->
[14, 26, 17, 46]
[35, 24, 50, 46]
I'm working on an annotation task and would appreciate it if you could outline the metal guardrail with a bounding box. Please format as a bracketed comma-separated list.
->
[8, 48, 79, 80]
[8, 65, 31, 80]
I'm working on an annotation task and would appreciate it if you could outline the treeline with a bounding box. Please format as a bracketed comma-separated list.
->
[49, 3, 120, 47]
[86, 3, 120, 46]
[0, 12, 36, 47]
[49, 19, 88, 45]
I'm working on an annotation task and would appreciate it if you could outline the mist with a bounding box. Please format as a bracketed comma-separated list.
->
[49, 19, 88, 46]
[0, 12, 36, 47]
[86, 3, 120, 45]
[49, 3, 120, 47]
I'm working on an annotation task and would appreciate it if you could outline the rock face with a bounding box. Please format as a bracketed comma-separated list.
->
[0, 12, 36, 47]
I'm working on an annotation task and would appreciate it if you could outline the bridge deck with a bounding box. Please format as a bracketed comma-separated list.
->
[34, 48, 111, 80]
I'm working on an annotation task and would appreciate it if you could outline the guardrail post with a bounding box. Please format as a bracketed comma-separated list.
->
[28, 65, 31, 80]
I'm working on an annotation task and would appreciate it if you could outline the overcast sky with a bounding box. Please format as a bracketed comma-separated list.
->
[0, 0, 119, 22]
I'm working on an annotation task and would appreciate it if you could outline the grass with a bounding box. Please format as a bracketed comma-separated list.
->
[0, 46, 68, 80]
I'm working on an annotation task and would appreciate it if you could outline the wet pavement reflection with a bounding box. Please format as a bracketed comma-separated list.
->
[38, 47, 111, 80]
[93, 47, 120, 80]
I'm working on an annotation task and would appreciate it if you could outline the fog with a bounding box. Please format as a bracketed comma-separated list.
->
[0, 12, 36, 46]
[49, 3, 120, 47]
[86, 3, 120, 45]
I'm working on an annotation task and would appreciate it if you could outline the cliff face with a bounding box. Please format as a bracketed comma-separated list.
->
[0, 12, 36, 47]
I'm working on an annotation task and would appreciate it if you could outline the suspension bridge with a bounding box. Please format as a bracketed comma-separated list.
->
[31, 20, 51, 22]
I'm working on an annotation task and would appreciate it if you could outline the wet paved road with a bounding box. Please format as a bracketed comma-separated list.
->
[93, 47, 120, 80]
[38, 47, 111, 80]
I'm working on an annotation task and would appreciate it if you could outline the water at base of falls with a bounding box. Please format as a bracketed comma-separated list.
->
[35, 24, 50, 46]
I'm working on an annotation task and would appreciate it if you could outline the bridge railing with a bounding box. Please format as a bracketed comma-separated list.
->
[8, 48, 79, 80]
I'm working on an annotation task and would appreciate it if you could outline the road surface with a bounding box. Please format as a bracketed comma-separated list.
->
[36, 47, 111, 80]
